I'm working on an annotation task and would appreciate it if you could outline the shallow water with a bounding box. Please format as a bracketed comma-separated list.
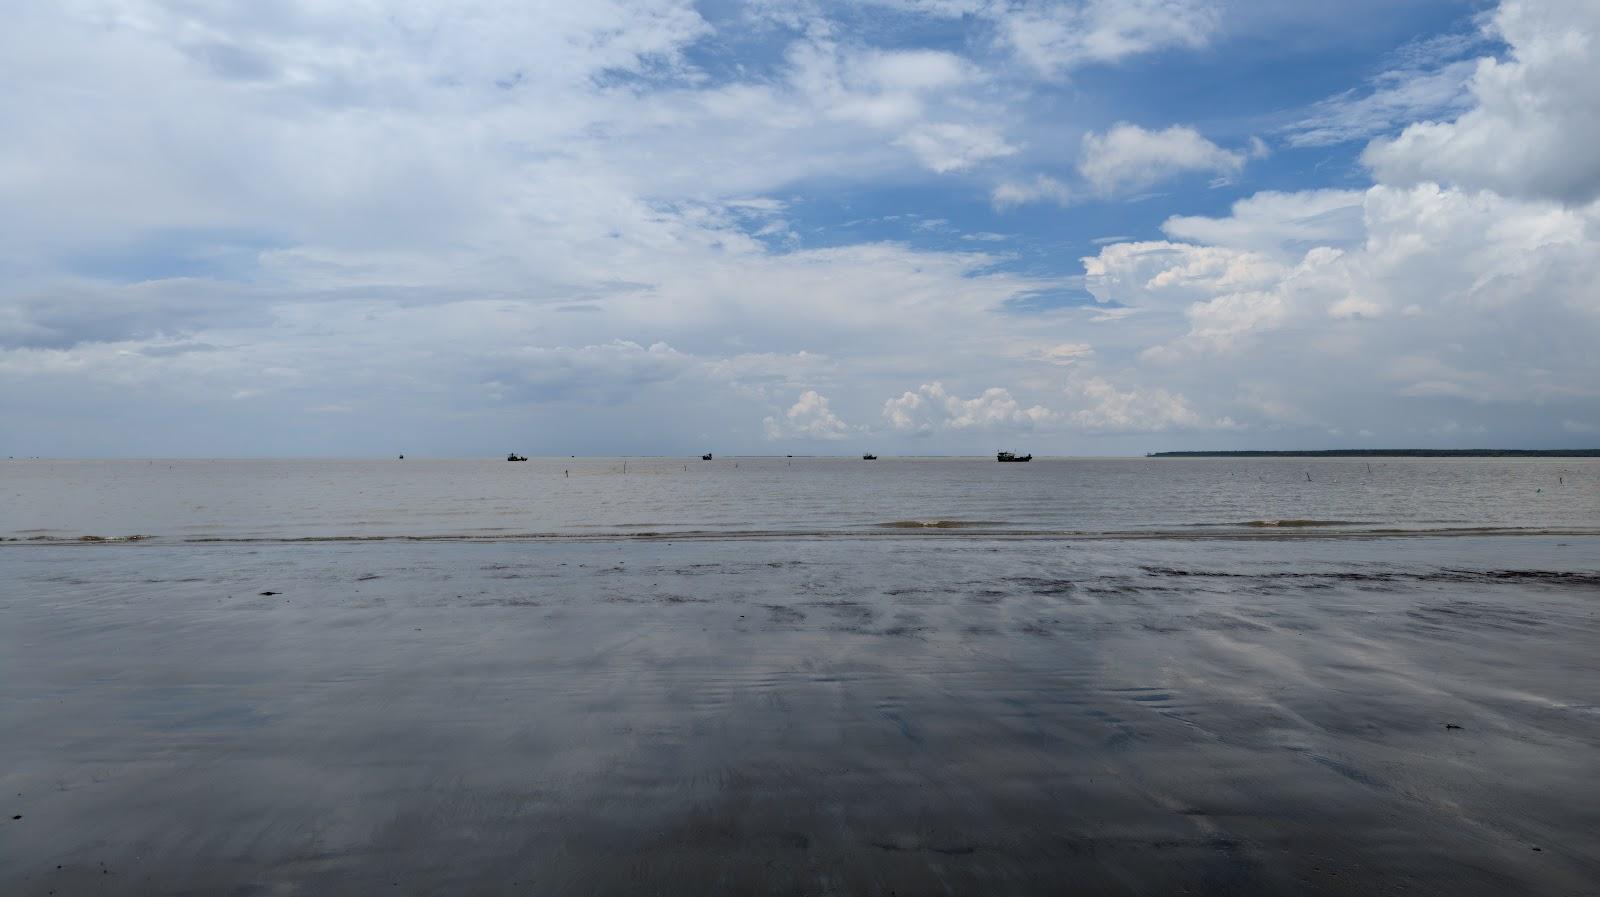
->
[3, 456, 1598, 541]
[3, 535, 1598, 895]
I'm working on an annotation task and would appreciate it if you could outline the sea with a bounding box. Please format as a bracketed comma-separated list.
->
[4, 455, 1598, 541]
[2, 457, 1597, 895]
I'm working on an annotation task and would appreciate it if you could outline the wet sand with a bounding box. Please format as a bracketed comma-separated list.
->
[3, 536, 1598, 895]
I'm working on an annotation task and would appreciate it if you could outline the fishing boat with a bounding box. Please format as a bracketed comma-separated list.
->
[862, 453, 877, 460]
[506, 453, 527, 462]
[996, 451, 1032, 463]
[701, 453, 713, 460]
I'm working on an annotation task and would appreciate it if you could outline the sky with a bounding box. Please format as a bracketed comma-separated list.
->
[2, 0, 1598, 457]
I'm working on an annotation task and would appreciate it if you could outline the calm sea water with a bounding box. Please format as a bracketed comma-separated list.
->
[4, 458, 1599, 894]
[3, 456, 1597, 542]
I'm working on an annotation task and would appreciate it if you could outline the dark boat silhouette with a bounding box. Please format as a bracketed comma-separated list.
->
[701, 453, 713, 460]
[862, 453, 877, 460]
[996, 451, 1032, 462]
[506, 453, 527, 462]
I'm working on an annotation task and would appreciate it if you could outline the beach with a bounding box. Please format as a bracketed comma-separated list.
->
[13, 0, 1600, 890]
[4, 512, 1598, 894]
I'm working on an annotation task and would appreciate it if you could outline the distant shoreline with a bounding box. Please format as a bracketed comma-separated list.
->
[1148, 449, 1600, 458]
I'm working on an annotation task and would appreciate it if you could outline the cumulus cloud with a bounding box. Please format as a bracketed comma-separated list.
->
[1069, 1, 1600, 438]
[1082, 242, 1283, 310]
[1363, 0, 1600, 204]
[1079, 182, 1600, 428]
[763, 389, 857, 440]
[4, 0, 1598, 455]
[884, 383, 1055, 432]
[1078, 124, 1248, 195]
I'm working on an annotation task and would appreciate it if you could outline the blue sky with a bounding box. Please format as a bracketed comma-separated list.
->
[3, 0, 1597, 456]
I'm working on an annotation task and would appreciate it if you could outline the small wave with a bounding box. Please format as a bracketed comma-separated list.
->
[8, 534, 153, 543]
[1241, 519, 1360, 528]
[876, 520, 1005, 529]
[1140, 565, 1600, 588]
[6, 526, 1599, 546]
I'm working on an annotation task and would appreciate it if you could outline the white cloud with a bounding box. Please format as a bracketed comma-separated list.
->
[1162, 190, 1367, 257]
[896, 122, 1018, 173]
[991, 175, 1072, 208]
[1078, 181, 1600, 424]
[1082, 241, 1284, 310]
[763, 389, 857, 440]
[1030, 343, 1096, 366]
[999, 0, 1218, 77]
[884, 382, 1055, 432]
[0, 9, 1026, 282]
[856, 49, 974, 91]
[1078, 123, 1248, 196]
[1284, 29, 1491, 148]
[1363, 0, 1600, 203]
[1286, 60, 1479, 148]
[1064, 375, 1227, 432]
[4, 0, 1599, 455]
[855, 0, 989, 17]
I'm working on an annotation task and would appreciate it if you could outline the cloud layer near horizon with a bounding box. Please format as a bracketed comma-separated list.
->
[2, 0, 1597, 455]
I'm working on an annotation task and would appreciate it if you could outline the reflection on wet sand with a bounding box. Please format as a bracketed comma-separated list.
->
[2, 536, 1597, 895]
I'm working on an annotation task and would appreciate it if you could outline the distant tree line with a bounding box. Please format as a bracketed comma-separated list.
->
[1147, 449, 1600, 458]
